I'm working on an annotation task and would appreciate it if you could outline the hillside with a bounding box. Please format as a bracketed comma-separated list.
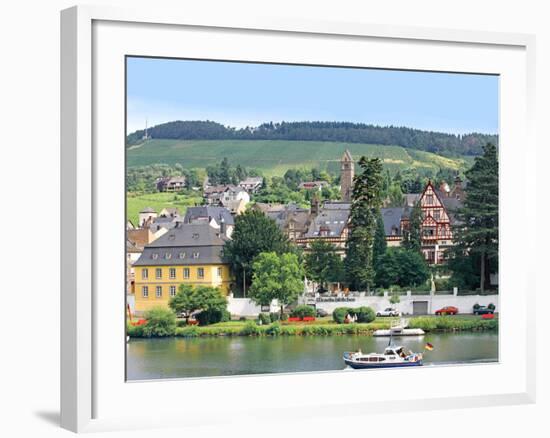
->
[126, 120, 498, 156]
[126, 139, 473, 176]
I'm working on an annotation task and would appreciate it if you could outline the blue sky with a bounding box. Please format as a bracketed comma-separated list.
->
[126, 57, 499, 135]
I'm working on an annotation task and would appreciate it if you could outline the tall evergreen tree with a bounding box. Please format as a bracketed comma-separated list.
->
[450, 143, 499, 292]
[403, 201, 423, 252]
[373, 210, 387, 269]
[219, 157, 231, 184]
[344, 157, 384, 291]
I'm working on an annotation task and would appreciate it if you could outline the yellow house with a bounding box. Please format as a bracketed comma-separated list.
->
[133, 222, 233, 314]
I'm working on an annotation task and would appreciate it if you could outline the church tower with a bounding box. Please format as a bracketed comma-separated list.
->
[340, 149, 354, 202]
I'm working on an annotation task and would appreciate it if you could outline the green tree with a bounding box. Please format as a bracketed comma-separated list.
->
[305, 240, 345, 290]
[375, 248, 429, 288]
[373, 210, 387, 269]
[345, 157, 384, 291]
[168, 284, 227, 325]
[219, 157, 231, 184]
[450, 143, 499, 292]
[403, 201, 422, 252]
[222, 210, 292, 296]
[249, 252, 305, 316]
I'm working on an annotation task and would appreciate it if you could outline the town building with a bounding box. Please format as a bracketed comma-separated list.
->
[203, 185, 250, 206]
[183, 206, 234, 238]
[138, 207, 157, 227]
[264, 203, 311, 241]
[238, 176, 263, 193]
[133, 223, 233, 314]
[298, 181, 329, 191]
[156, 176, 186, 192]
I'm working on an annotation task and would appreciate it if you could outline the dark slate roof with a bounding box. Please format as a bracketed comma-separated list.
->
[380, 207, 405, 236]
[305, 208, 349, 238]
[183, 206, 235, 226]
[134, 223, 227, 266]
[404, 194, 421, 207]
[322, 201, 351, 210]
[435, 190, 464, 224]
[266, 203, 310, 229]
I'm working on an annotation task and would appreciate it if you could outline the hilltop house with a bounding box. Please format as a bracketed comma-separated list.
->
[133, 223, 233, 314]
[156, 176, 186, 192]
[238, 176, 263, 193]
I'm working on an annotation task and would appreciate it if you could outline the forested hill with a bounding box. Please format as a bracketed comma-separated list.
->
[126, 120, 498, 156]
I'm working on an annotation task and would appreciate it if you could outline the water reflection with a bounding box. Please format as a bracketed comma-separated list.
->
[127, 332, 498, 380]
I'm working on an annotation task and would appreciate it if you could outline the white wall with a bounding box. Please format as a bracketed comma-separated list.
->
[314, 294, 498, 315]
[1, 1, 547, 438]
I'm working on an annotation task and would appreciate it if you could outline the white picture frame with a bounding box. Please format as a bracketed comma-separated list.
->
[61, 5, 537, 433]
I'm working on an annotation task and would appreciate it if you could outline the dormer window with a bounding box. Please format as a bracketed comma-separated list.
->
[165, 253, 172, 259]
[193, 252, 200, 259]
[151, 253, 159, 260]
[179, 252, 186, 259]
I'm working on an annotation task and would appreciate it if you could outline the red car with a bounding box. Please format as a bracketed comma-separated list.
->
[435, 306, 458, 315]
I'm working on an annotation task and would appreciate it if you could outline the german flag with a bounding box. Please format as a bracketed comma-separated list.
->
[424, 342, 434, 351]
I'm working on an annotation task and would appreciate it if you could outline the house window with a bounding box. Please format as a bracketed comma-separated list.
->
[142, 286, 149, 298]
[142, 268, 148, 280]
[156, 286, 162, 298]
[165, 252, 172, 260]
[193, 252, 200, 259]
[169, 268, 176, 279]
[217, 267, 223, 277]
[426, 194, 433, 205]
[434, 210, 441, 220]
[170, 285, 176, 297]
[152, 253, 159, 260]
[183, 268, 190, 279]
[197, 267, 205, 279]
[155, 268, 162, 279]
[179, 252, 186, 259]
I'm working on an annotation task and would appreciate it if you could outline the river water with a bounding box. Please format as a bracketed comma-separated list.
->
[126, 332, 498, 380]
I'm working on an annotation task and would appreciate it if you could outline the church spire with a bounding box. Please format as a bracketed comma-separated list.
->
[340, 149, 354, 202]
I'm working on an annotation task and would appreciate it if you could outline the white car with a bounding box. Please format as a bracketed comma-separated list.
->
[376, 307, 400, 317]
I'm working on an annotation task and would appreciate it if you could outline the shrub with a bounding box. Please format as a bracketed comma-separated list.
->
[355, 306, 376, 323]
[332, 306, 375, 324]
[280, 313, 289, 321]
[269, 312, 280, 323]
[266, 322, 282, 336]
[127, 322, 146, 337]
[258, 313, 271, 325]
[196, 309, 230, 326]
[240, 321, 261, 336]
[332, 307, 351, 324]
[239, 316, 247, 321]
[142, 307, 177, 337]
[290, 305, 316, 319]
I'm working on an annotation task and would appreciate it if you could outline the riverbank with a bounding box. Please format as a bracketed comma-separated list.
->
[127, 315, 498, 338]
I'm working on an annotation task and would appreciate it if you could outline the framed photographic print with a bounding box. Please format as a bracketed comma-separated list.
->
[61, 5, 536, 433]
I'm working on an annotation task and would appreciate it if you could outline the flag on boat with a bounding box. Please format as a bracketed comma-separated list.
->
[424, 342, 434, 351]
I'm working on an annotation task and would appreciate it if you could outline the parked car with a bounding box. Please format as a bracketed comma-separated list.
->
[376, 307, 400, 317]
[435, 306, 458, 316]
[315, 308, 329, 317]
[473, 305, 495, 315]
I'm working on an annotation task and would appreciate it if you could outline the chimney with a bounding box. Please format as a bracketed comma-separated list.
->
[220, 216, 226, 236]
[454, 175, 462, 189]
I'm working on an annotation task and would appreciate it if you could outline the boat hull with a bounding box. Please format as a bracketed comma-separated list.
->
[344, 358, 423, 369]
